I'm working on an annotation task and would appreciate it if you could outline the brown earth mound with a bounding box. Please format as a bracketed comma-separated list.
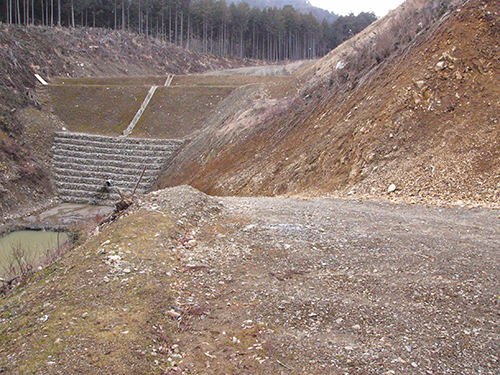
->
[160, 0, 500, 208]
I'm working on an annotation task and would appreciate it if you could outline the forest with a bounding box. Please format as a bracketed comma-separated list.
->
[1, 0, 377, 61]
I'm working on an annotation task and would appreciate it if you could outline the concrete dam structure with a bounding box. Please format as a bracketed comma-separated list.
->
[52, 132, 186, 205]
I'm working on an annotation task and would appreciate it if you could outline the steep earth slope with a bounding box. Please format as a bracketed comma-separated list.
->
[0, 26, 259, 218]
[160, 0, 500, 208]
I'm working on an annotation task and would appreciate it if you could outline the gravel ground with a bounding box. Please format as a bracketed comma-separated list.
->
[141, 186, 500, 374]
[1, 186, 499, 374]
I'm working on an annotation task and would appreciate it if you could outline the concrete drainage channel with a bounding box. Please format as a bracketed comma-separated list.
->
[52, 132, 186, 206]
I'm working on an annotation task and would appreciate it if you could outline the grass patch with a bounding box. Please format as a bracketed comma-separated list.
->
[49, 85, 148, 135]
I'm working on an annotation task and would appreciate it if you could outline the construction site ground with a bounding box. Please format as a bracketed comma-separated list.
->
[1, 1, 500, 373]
[0, 186, 499, 374]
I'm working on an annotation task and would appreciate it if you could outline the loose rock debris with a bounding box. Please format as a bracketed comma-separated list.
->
[1, 185, 500, 374]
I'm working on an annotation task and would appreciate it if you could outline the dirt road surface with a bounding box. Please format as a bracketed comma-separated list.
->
[1, 186, 499, 374]
[143, 187, 500, 374]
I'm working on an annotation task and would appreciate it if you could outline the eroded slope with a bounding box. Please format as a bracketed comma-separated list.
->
[160, 0, 500, 207]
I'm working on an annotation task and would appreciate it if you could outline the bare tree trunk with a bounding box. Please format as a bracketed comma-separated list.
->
[174, 6, 177, 45]
[169, 7, 171, 43]
[138, 0, 141, 34]
[186, 15, 190, 49]
[71, 0, 75, 27]
[16, 0, 21, 24]
[40, 0, 44, 25]
[180, 10, 183, 48]
[161, 7, 164, 40]
[121, 0, 125, 30]
[6, 0, 10, 24]
[24, 0, 27, 25]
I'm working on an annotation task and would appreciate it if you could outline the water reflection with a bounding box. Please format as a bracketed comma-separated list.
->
[0, 231, 69, 275]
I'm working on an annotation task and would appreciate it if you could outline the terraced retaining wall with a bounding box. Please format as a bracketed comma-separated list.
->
[52, 132, 186, 205]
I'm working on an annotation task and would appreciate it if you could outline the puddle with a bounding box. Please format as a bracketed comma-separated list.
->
[0, 204, 114, 277]
[23, 203, 115, 228]
[0, 230, 69, 276]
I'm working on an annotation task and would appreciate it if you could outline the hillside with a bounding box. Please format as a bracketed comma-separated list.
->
[230, 0, 339, 23]
[0, 26, 259, 218]
[160, 0, 500, 208]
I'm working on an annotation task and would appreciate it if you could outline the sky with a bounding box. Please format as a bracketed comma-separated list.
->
[308, 0, 406, 17]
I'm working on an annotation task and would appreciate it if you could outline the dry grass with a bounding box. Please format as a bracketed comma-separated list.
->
[0, 210, 181, 373]
[48, 74, 295, 140]
[48, 85, 148, 135]
[133, 86, 237, 139]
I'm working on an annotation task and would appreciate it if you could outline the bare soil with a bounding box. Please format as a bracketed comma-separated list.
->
[1, 186, 499, 374]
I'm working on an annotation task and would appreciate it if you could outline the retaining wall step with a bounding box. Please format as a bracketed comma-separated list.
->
[54, 164, 162, 175]
[53, 137, 182, 151]
[53, 175, 158, 186]
[55, 132, 184, 145]
[52, 156, 166, 171]
[51, 131, 185, 205]
[53, 170, 159, 183]
[54, 181, 152, 192]
[53, 150, 171, 164]
[53, 143, 179, 156]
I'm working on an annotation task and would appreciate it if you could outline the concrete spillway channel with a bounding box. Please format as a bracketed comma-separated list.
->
[122, 85, 158, 137]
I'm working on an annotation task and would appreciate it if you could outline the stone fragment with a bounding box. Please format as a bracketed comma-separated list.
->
[167, 309, 181, 319]
[414, 80, 425, 89]
[436, 61, 446, 70]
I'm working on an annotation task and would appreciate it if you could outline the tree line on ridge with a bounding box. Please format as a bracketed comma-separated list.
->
[1, 0, 377, 61]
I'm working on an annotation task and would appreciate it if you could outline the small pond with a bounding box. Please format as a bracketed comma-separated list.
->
[0, 231, 70, 275]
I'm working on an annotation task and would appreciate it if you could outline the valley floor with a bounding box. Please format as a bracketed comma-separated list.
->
[1, 186, 499, 374]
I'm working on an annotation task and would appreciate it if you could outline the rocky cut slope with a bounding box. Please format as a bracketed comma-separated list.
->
[160, 0, 500, 207]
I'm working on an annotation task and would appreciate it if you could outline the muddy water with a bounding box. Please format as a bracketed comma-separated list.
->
[23, 203, 115, 227]
[0, 231, 69, 273]
[0, 203, 114, 277]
